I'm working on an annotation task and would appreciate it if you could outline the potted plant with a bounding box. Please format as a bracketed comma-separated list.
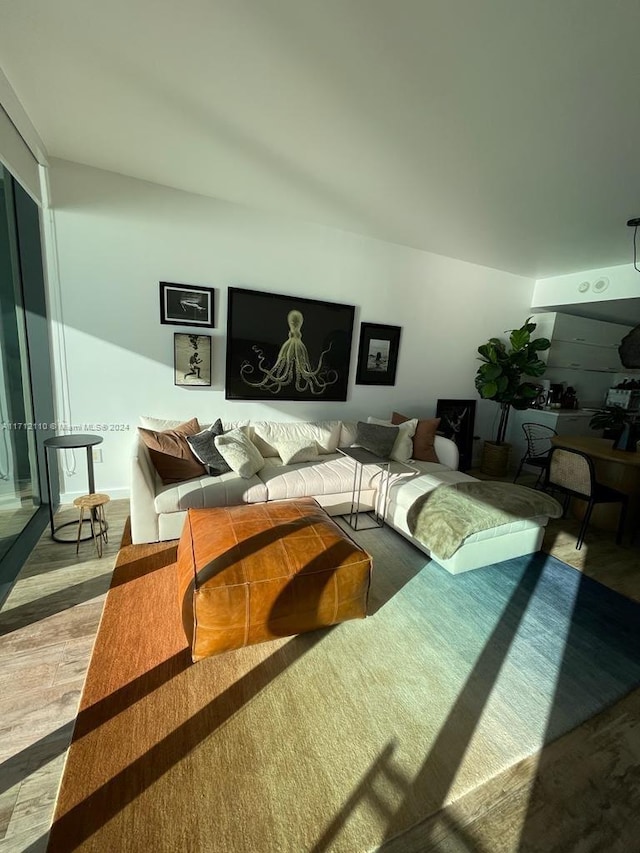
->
[589, 405, 639, 451]
[475, 317, 551, 475]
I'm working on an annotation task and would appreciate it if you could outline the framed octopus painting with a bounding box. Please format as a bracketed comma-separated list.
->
[225, 287, 355, 401]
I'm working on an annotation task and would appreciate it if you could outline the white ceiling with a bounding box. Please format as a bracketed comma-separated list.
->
[1, 0, 640, 279]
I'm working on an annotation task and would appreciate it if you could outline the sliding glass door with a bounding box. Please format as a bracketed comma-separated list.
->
[0, 164, 52, 597]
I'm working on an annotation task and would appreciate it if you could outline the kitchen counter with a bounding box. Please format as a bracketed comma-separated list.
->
[507, 408, 600, 469]
[529, 408, 595, 415]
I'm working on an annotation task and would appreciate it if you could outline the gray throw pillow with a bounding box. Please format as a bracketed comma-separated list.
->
[355, 421, 399, 459]
[186, 419, 231, 476]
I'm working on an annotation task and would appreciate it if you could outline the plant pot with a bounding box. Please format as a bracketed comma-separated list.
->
[480, 441, 512, 477]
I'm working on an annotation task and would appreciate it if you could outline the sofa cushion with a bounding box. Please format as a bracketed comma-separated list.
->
[138, 418, 206, 484]
[392, 412, 440, 463]
[251, 421, 342, 457]
[186, 419, 232, 476]
[389, 470, 478, 512]
[367, 416, 417, 463]
[269, 437, 320, 466]
[215, 428, 265, 478]
[259, 454, 384, 502]
[155, 471, 268, 513]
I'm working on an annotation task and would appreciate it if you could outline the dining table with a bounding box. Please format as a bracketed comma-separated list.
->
[551, 434, 640, 533]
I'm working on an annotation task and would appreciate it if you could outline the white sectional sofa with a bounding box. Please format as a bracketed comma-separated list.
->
[130, 418, 551, 573]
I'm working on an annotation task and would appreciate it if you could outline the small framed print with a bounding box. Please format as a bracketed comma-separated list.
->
[160, 282, 215, 328]
[174, 333, 211, 387]
[355, 323, 402, 386]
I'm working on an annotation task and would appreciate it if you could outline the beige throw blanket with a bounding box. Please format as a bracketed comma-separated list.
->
[407, 481, 563, 559]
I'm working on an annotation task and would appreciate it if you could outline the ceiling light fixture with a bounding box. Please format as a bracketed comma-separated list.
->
[627, 217, 640, 271]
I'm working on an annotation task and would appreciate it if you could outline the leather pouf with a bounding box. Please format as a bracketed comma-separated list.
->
[176, 498, 372, 661]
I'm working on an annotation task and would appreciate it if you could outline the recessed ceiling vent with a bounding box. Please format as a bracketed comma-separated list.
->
[592, 277, 609, 293]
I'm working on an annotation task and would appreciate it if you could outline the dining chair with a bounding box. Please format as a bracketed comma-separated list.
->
[543, 446, 628, 550]
[513, 423, 558, 488]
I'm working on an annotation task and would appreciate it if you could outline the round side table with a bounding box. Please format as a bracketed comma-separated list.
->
[44, 434, 104, 544]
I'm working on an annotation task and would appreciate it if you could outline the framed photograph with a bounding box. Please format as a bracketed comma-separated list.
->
[355, 323, 401, 386]
[225, 287, 355, 401]
[436, 399, 477, 472]
[174, 333, 211, 387]
[160, 282, 215, 328]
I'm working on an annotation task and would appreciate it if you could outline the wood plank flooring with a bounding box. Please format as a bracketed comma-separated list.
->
[0, 500, 128, 853]
[1, 496, 639, 852]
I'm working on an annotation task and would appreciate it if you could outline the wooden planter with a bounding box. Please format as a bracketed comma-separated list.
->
[480, 441, 512, 477]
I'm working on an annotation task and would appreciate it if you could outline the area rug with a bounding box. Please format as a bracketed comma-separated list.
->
[47, 523, 640, 853]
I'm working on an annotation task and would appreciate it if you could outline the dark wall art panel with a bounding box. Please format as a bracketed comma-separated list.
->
[436, 398, 477, 472]
[225, 287, 355, 401]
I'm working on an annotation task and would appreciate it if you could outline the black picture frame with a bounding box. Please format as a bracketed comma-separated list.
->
[174, 333, 212, 387]
[355, 323, 401, 386]
[160, 282, 215, 328]
[436, 399, 477, 472]
[225, 287, 355, 401]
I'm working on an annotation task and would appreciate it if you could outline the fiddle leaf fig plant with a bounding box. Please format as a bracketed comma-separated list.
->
[475, 317, 551, 445]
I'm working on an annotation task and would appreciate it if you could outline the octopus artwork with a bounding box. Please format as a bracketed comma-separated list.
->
[240, 309, 338, 395]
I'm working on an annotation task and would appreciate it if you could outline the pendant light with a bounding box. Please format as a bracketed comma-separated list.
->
[627, 217, 640, 272]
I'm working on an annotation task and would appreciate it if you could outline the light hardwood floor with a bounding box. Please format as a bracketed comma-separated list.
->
[1, 496, 639, 852]
[0, 500, 129, 853]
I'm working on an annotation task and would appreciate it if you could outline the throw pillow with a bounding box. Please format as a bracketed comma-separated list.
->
[139, 415, 186, 431]
[355, 421, 399, 459]
[392, 412, 441, 463]
[214, 428, 265, 478]
[270, 438, 319, 466]
[339, 421, 358, 448]
[251, 421, 342, 457]
[367, 416, 417, 463]
[186, 419, 231, 476]
[138, 417, 206, 484]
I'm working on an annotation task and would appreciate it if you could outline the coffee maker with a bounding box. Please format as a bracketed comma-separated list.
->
[548, 383, 564, 409]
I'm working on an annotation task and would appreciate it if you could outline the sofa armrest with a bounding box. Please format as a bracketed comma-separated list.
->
[434, 435, 459, 470]
[130, 435, 160, 544]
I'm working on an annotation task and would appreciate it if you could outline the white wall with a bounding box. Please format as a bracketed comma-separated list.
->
[47, 158, 535, 498]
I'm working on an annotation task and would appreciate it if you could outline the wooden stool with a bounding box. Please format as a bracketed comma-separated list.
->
[73, 493, 110, 557]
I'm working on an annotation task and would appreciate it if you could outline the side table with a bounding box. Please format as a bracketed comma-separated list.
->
[339, 446, 416, 531]
[44, 434, 104, 544]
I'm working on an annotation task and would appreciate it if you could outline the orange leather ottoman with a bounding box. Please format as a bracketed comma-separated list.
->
[176, 498, 372, 661]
